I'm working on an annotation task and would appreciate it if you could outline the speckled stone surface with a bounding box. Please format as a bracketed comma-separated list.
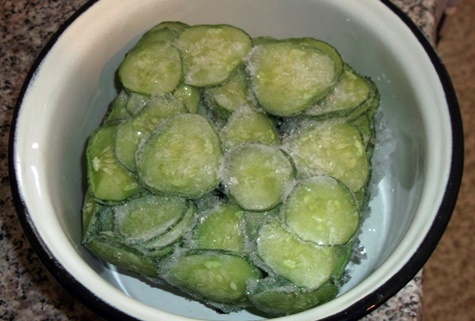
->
[0, 1, 439, 320]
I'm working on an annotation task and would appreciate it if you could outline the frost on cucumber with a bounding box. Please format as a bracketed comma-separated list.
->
[203, 67, 253, 118]
[191, 201, 246, 253]
[114, 193, 189, 245]
[222, 143, 295, 211]
[118, 41, 182, 96]
[82, 21, 382, 317]
[283, 176, 360, 246]
[256, 220, 339, 290]
[220, 106, 281, 151]
[177, 24, 252, 87]
[114, 94, 187, 172]
[136, 113, 223, 198]
[247, 40, 340, 116]
[304, 64, 372, 119]
[283, 121, 370, 193]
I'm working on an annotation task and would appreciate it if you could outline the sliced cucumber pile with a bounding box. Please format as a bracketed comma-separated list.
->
[82, 21, 380, 316]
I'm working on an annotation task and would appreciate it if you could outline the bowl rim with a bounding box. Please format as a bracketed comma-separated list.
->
[9, 0, 464, 320]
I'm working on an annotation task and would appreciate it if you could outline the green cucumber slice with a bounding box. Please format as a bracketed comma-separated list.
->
[252, 36, 277, 46]
[347, 76, 380, 121]
[177, 24, 252, 87]
[118, 41, 182, 96]
[298, 38, 344, 78]
[220, 106, 281, 151]
[82, 206, 116, 245]
[145, 21, 189, 35]
[284, 121, 369, 192]
[82, 188, 98, 239]
[351, 113, 374, 150]
[126, 93, 149, 115]
[173, 84, 201, 113]
[114, 94, 187, 172]
[86, 124, 143, 203]
[85, 236, 158, 277]
[283, 176, 360, 246]
[114, 193, 189, 244]
[222, 143, 295, 211]
[204, 67, 253, 118]
[248, 40, 339, 116]
[161, 250, 261, 304]
[248, 278, 338, 316]
[256, 220, 338, 290]
[104, 90, 131, 124]
[143, 203, 197, 251]
[136, 113, 223, 198]
[134, 21, 188, 47]
[332, 240, 355, 281]
[192, 202, 245, 253]
[304, 65, 372, 118]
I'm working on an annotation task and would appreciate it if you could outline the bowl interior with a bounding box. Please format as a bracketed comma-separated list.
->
[13, 0, 455, 320]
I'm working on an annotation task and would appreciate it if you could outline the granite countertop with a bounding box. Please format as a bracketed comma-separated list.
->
[0, 1, 439, 320]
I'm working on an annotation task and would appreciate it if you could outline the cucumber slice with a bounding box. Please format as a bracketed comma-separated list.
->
[256, 220, 338, 290]
[114, 94, 187, 172]
[114, 193, 189, 244]
[104, 90, 131, 124]
[332, 240, 355, 281]
[351, 113, 373, 149]
[248, 40, 339, 116]
[220, 106, 281, 151]
[222, 143, 295, 211]
[252, 36, 277, 46]
[86, 124, 143, 203]
[242, 209, 278, 242]
[283, 176, 360, 246]
[82, 188, 98, 239]
[298, 38, 344, 78]
[192, 202, 245, 253]
[126, 93, 149, 115]
[85, 236, 158, 277]
[248, 278, 338, 316]
[203, 67, 253, 118]
[347, 77, 380, 121]
[177, 24, 252, 87]
[173, 84, 201, 113]
[284, 121, 369, 192]
[145, 21, 189, 35]
[143, 203, 197, 251]
[136, 113, 223, 198]
[134, 21, 188, 47]
[83, 205, 116, 244]
[304, 65, 372, 118]
[161, 250, 261, 304]
[81, 190, 118, 244]
[118, 41, 182, 96]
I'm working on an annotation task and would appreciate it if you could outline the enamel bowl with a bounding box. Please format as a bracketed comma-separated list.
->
[10, 0, 463, 320]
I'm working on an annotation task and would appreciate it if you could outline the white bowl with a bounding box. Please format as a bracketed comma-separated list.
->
[10, 0, 463, 320]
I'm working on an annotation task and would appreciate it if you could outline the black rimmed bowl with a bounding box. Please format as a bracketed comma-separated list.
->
[10, 0, 463, 320]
